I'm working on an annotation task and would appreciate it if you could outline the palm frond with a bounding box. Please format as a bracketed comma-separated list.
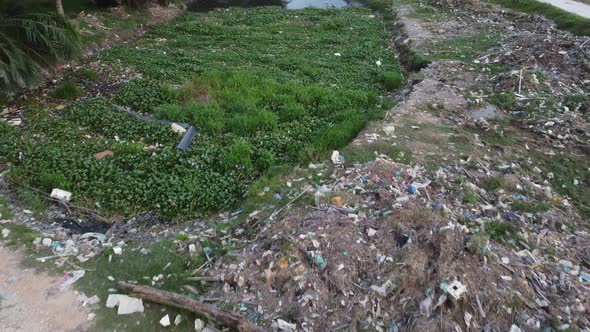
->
[0, 12, 80, 92]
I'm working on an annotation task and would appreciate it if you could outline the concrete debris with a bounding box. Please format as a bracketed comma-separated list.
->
[50, 188, 73, 202]
[194, 318, 205, 331]
[174, 314, 183, 326]
[160, 314, 171, 327]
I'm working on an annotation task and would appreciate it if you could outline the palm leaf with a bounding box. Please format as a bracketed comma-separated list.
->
[0, 12, 80, 92]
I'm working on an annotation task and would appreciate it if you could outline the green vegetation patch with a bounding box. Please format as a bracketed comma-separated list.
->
[7, 7, 400, 219]
[51, 80, 84, 100]
[103, 7, 400, 90]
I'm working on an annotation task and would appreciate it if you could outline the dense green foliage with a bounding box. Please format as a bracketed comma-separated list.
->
[8, 7, 401, 219]
[103, 7, 399, 90]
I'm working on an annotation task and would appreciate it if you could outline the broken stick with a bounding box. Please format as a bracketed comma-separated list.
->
[117, 282, 265, 332]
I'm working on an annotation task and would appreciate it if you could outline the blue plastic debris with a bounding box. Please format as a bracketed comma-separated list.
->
[203, 247, 212, 255]
[408, 185, 417, 194]
[387, 322, 399, 332]
[315, 256, 325, 265]
[513, 194, 527, 201]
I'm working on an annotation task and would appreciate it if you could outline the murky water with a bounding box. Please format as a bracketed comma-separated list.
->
[188, 0, 360, 11]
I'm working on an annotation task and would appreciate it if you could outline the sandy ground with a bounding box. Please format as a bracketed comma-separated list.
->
[537, 0, 590, 18]
[0, 245, 88, 332]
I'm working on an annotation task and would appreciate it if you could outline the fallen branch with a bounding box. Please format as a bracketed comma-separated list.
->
[117, 282, 265, 332]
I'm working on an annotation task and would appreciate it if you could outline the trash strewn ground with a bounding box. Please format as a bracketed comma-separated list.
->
[194, 2, 590, 331]
[1, 0, 590, 331]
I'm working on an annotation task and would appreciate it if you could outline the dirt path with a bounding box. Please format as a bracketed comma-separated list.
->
[537, 0, 590, 18]
[0, 245, 88, 332]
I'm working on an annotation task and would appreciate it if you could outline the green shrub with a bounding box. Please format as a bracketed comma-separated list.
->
[114, 79, 175, 112]
[463, 189, 477, 204]
[312, 110, 366, 151]
[279, 102, 306, 122]
[37, 172, 70, 192]
[154, 103, 189, 123]
[0, 122, 19, 162]
[51, 80, 83, 100]
[80, 69, 98, 81]
[228, 109, 278, 136]
[485, 221, 517, 242]
[188, 104, 225, 135]
[512, 201, 550, 213]
[224, 140, 253, 171]
[17, 188, 47, 217]
[381, 71, 404, 90]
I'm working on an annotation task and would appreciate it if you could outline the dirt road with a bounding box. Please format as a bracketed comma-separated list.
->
[537, 0, 590, 18]
[0, 245, 88, 332]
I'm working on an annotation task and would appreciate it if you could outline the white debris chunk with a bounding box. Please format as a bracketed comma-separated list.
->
[171, 123, 187, 134]
[194, 319, 205, 331]
[50, 188, 73, 202]
[277, 319, 296, 331]
[160, 314, 171, 327]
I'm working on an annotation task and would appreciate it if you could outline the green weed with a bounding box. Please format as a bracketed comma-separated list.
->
[512, 201, 550, 213]
[462, 189, 477, 204]
[485, 221, 517, 242]
[80, 69, 99, 81]
[0, 223, 39, 247]
[51, 80, 83, 100]
[114, 79, 175, 112]
[482, 176, 506, 192]
[16, 188, 47, 218]
[0, 195, 13, 220]
[381, 71, 404, 90]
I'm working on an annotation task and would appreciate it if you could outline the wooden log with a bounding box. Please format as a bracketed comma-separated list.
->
[117, 282, 265, 332]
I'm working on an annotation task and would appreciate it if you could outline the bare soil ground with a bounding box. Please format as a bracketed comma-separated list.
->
[0, 245, 88, 332]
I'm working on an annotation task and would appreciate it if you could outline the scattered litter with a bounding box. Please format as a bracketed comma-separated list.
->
[447, 280, 467, 300]
[276, 319, 296, 331]
[50, 188, 73, 202]
[174, 314, 183, 326]
[160, 314, 171, 327]
[79, 232, 106, 243]
[171, 122, 187, 134]
[59, 270, 85, 291]
[194, 318, 205, 331]
[330, 150, 344, 165]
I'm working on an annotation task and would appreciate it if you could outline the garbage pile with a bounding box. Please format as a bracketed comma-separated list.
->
[200, 156, 590, 331]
